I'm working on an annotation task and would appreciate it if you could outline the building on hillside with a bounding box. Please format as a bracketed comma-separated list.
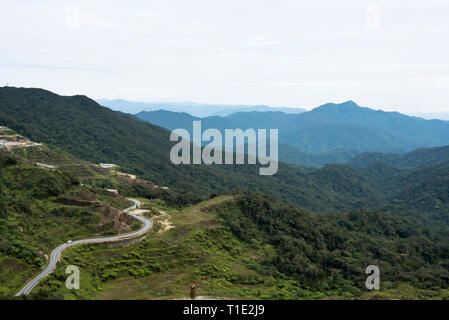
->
[0, 128, 41, 149]
[99, 163, 116, 168]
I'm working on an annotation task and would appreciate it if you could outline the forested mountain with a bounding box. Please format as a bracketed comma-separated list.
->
[347, 145, 449, 169]
[213, 193, 449, 296]
[136, 101, 449, 166]
[0, 87, 217, 193]
[135, 110, 362, 166]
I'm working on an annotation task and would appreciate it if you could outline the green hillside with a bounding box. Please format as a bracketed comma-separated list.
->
[30, 194, 449, 300]
[216, 193, 449, 296]
[0, 144, 143, 296]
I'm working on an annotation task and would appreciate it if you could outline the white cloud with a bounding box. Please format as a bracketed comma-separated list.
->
[365, 5, 381, 30]
[411, 0, 449, 7]
[243, 35, 280, 46]
[63, 4, 123, 31]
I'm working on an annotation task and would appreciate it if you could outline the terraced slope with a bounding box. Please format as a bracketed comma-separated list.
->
[0, 142, 138, 296]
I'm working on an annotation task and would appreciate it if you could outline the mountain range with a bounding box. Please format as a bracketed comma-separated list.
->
[97, 99, 306, 117]
[1, 86, 449, 215]
[135, 101, 449, 167]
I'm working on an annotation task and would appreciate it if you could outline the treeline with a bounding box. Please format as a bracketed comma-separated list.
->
[118, 182, 203, 208]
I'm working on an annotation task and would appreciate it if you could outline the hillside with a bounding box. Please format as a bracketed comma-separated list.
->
[0, 141, 141, 295]
[2, 140, 449, 299]
[0, 87, 175, 182]
[29, 194, 449, 300]
[215, 193, 449, 295]
[1, 87, 302, 198]
[0, 128, 232, 297]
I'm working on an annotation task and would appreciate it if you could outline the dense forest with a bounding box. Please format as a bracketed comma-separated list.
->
[213, 193, 449, 295]
[347, 145, 449, 169]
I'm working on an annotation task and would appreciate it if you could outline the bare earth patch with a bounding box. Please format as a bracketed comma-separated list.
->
[157, 216, 174, 233]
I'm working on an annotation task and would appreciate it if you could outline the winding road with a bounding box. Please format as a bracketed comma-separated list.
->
[16, 198, 153, 296]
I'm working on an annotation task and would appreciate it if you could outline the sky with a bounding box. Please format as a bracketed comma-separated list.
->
[1, 0, 449, 114]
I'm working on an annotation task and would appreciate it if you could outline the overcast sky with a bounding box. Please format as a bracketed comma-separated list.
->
[1, 0, 449, 114]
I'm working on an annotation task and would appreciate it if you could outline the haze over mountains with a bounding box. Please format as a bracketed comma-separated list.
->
[414, 113, 449, 121]
[135, 101, 449, 167]
[97, 99, 306, 117]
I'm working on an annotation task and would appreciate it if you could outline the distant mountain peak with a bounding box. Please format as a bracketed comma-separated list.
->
[314, 100, 362, 112]
[341, 100, 359, 107]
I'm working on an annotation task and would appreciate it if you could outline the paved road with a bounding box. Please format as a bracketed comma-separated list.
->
[16, 198, 152, 296]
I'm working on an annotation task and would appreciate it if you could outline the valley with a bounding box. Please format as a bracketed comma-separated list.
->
[1, 87, 449, 300]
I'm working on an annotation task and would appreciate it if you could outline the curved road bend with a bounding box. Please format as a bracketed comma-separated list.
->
[16, 198, 152, 296]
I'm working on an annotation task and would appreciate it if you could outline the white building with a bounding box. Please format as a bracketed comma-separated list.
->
[99, 163, 116, 168]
